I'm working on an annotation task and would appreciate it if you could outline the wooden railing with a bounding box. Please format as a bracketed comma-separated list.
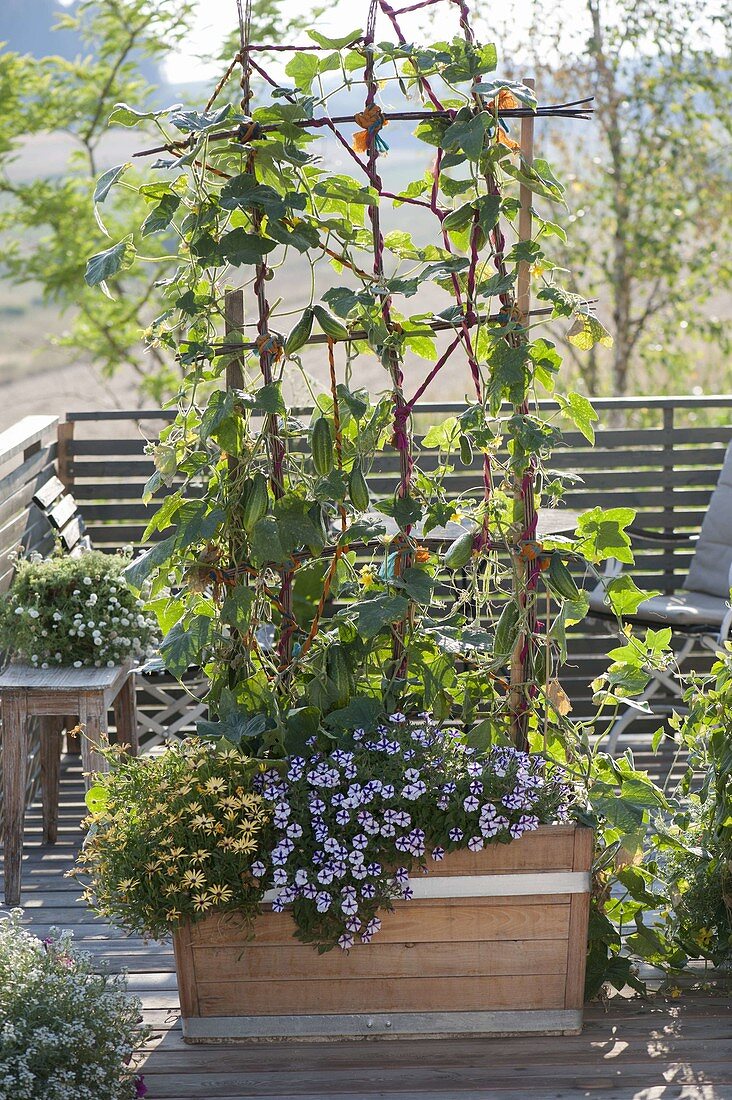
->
[0, 415, 60, 593]
[0, 415, 61, 818]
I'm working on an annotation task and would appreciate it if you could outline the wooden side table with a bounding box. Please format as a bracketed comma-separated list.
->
[1, 663, 137, 906]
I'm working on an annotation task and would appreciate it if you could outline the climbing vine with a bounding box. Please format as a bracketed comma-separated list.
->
[85, 0, 695, 997]
[88, 0, 627, 750]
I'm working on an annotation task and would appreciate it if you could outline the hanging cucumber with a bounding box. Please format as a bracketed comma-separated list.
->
[327, 644, 351, 709]
[348, 460, 370, 511]
[312, 417, 334, 476]
[241, 471, 269, 531]
[546, 555, 580, 601]
[444, 530, 474, 570]
[459, 434, 473, 466]
[494, 600, 521, 661]
[284, 308, 314, 355]
[312, 305, 350, 341]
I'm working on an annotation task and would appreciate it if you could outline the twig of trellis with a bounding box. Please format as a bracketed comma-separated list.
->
[295, 548, 345, 664]
[326, 337, 349, 535]
[506, 81, 539, 752]
[204, 303, 582, 357]
[391, 0, 444, 13]
[132, 101, 594, 159]
[403, 333, 462, 411]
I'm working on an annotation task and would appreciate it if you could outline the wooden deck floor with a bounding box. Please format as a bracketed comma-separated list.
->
[1, 754, 731, 1100]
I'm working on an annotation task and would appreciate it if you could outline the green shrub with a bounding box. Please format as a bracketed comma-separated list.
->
[660, 649, 732, 969]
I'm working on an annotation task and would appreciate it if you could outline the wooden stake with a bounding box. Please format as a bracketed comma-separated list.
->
[508, 77, 537, 752]
[224, 289, 245, 390]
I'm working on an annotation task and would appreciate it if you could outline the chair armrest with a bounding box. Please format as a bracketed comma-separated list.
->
[627, 527, 699, 546]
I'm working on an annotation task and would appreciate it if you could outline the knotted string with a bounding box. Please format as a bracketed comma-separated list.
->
[354, 104, 389, 154]
[255, 332, 283, 362]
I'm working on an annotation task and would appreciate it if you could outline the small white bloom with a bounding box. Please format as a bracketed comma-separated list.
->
[73, 660, 82, 668]
[14, 606, 23, 615]
[28, 608, 40, 619]
[83, 577, 92, 585]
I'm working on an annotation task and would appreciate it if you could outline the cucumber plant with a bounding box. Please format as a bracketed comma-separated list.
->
[89, 2, 645, 749]
[87, 0, 684, 999]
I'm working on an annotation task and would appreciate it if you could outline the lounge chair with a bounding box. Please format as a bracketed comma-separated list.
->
[587, 441, 732, 752]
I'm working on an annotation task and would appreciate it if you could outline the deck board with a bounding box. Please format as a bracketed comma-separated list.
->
[1, 755, 730, 1100]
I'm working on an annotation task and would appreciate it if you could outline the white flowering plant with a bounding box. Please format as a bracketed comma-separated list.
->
[0, 549, 158, 669]
[0, 910, 148, 1100]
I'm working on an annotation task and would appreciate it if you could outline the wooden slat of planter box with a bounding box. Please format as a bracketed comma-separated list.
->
[564, 825, 593, 1009]
[196, 973, 569, 1016]
[190, 937, 569, 983]
[420, 828, 577, 874]
[187, 896, 571, 946]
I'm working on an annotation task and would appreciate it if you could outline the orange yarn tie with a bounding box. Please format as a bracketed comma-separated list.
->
[256, 333, 283, 363]
[353, 105, 389, 153]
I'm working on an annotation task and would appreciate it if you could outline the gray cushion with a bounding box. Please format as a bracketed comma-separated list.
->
[685, 442, 732, 598]
[587, 585, 729, 628]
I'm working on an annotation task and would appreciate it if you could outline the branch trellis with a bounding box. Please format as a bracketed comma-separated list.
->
[100, 0, 614, 755]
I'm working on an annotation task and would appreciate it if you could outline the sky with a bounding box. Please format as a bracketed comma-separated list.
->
[162, 0, 589, 83]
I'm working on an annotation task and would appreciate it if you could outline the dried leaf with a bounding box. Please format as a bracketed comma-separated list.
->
[547, 679, 572, 715]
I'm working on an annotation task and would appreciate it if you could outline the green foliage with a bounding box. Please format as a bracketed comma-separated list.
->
[660, 650, 732, 968]
[0, 910, 148, 1100]
[496, 0, 732, 395]
[81, 13, 693, 995]
[0, 0, 319, 400]
[0, 0, 196, 400]
[0, 548, 158, 668]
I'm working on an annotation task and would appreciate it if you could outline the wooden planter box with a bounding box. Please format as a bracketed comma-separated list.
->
[173, 824, 593, 1041]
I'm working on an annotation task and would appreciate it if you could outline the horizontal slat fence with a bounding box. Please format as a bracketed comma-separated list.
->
[7, 396, 732, 739]
[63, 396, 732, 734]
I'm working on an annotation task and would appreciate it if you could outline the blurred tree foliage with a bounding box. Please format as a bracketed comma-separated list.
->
[0, 0, 316, 402]
[489, 0, 732, 397]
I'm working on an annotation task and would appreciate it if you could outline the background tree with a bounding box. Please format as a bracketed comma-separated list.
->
[0, 0, 317, 401]
[490, 0, 732, 397]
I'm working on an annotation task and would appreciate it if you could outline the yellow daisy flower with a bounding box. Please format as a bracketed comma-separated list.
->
[202, 776, 227, 794]
[181, 870, 207, 890]
[207, 884, 234, 904]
